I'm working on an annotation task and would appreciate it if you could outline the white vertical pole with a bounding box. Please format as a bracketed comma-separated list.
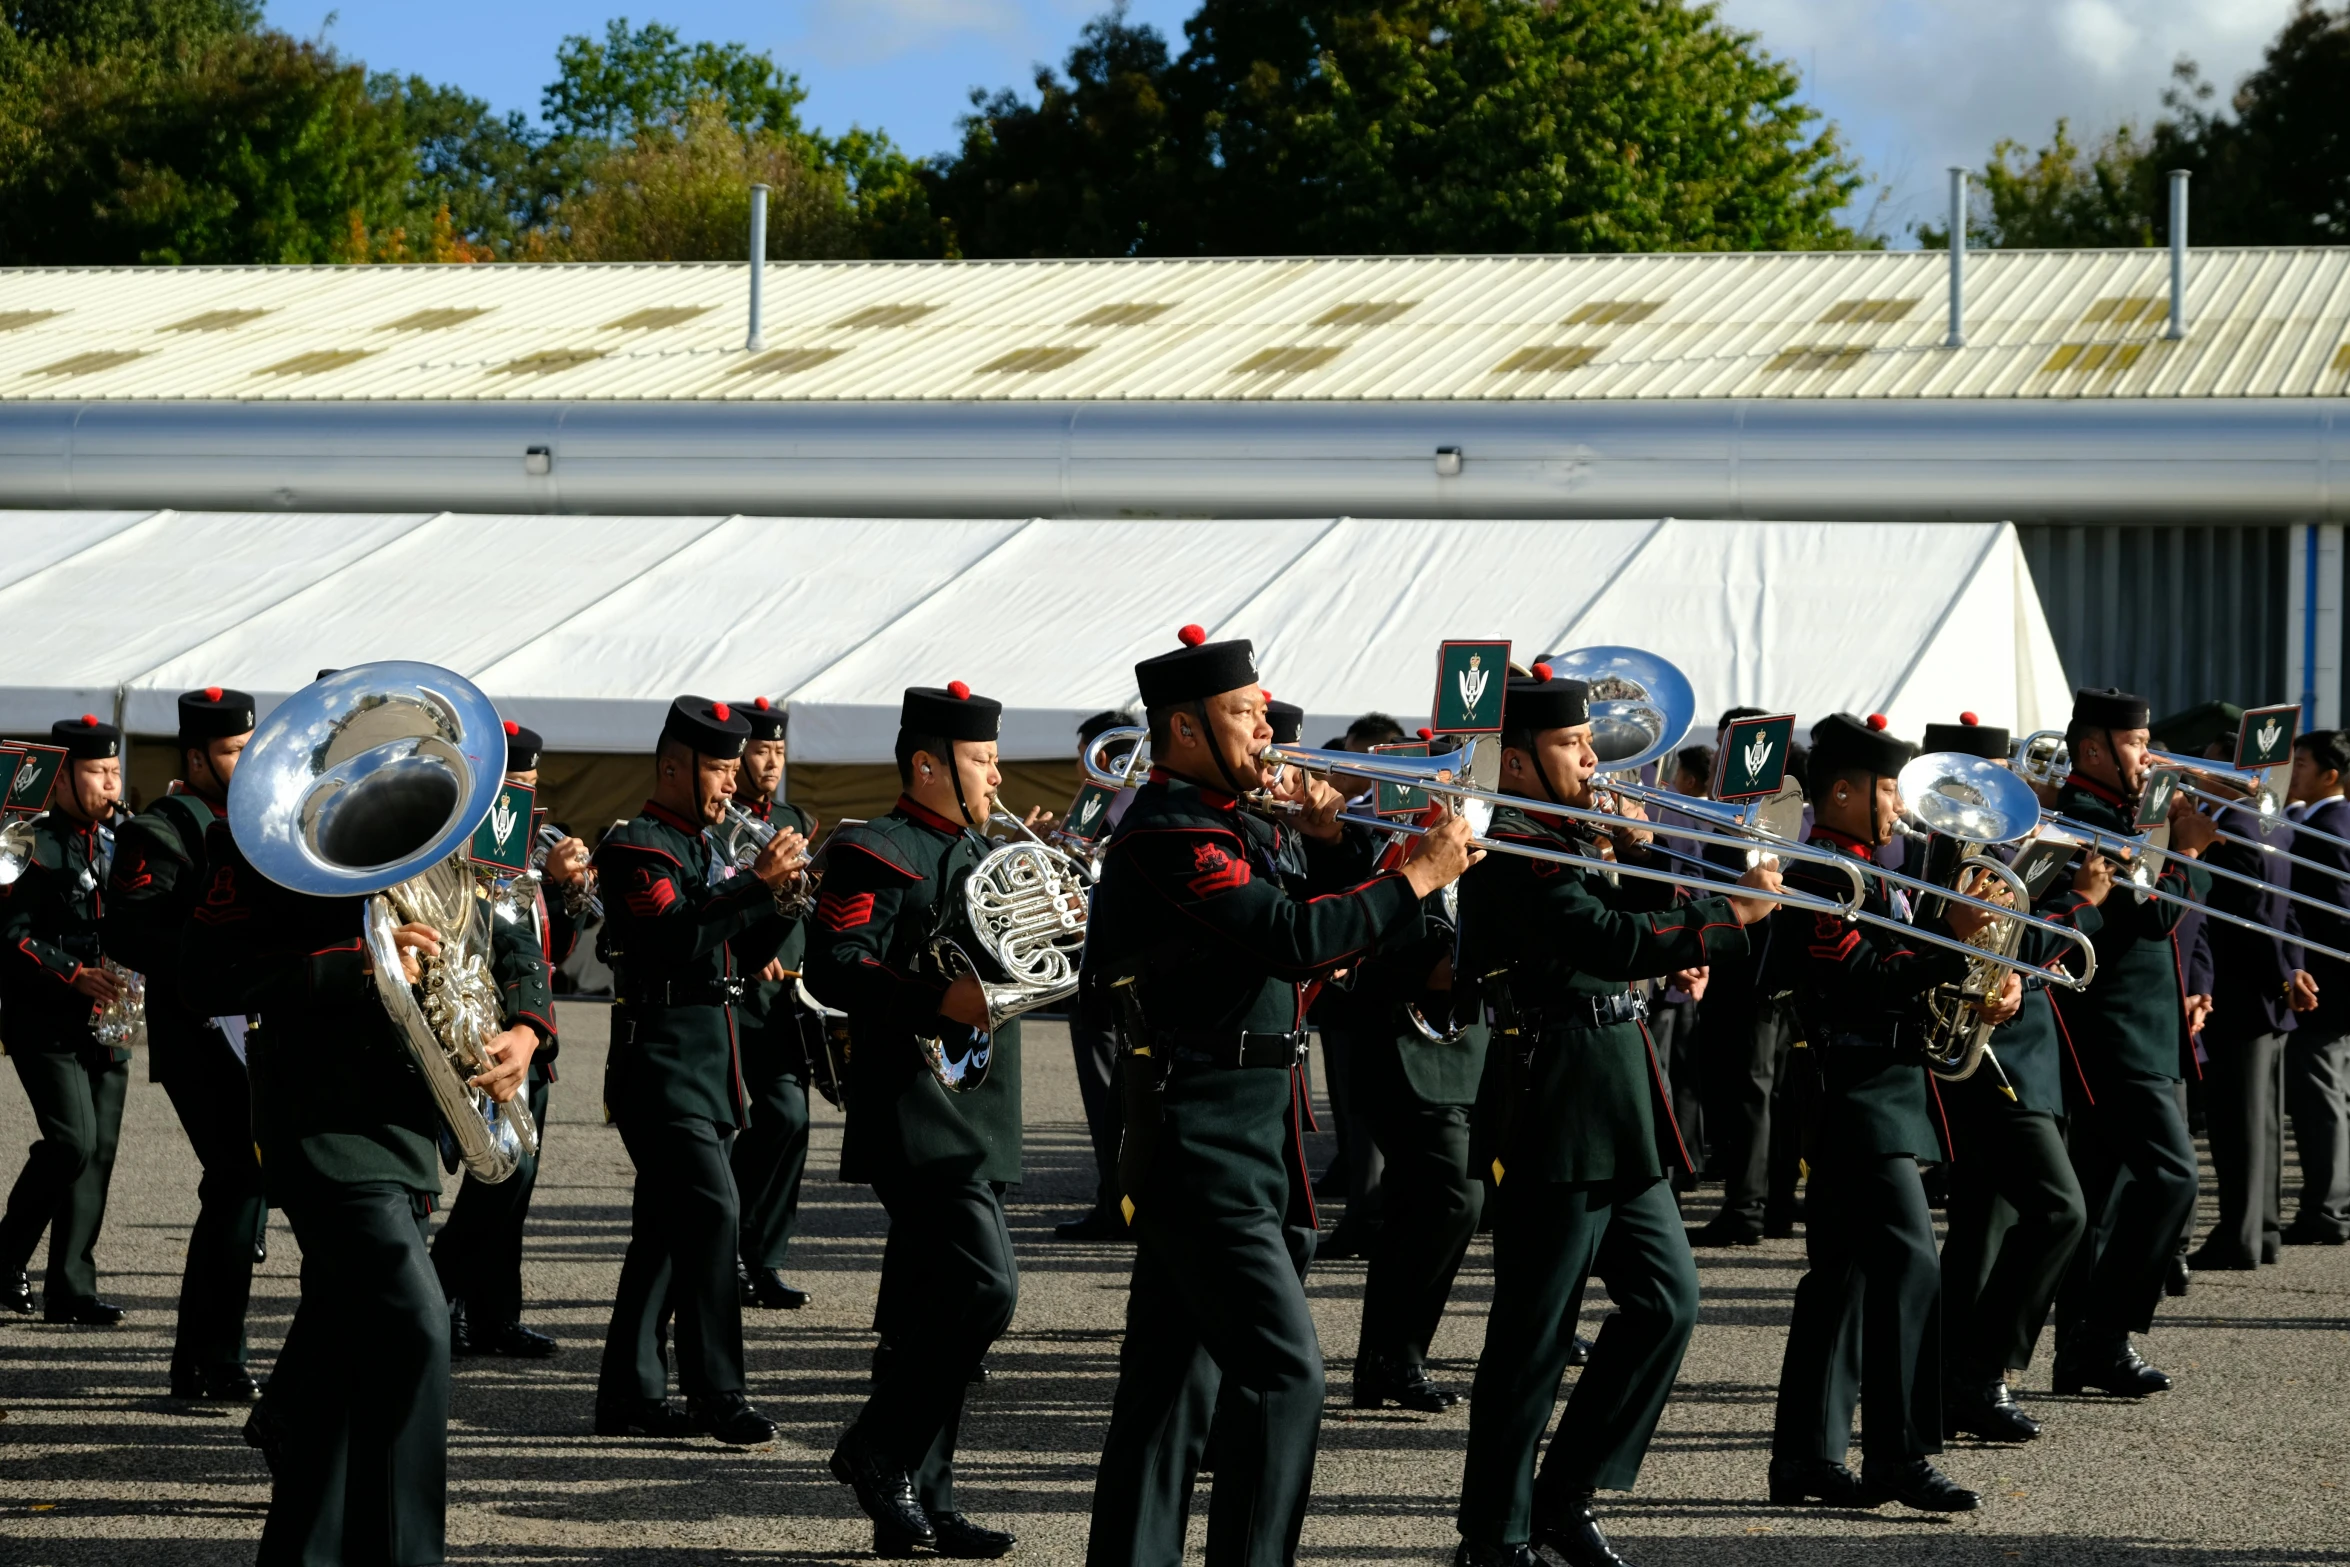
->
[1945, 167, 1966, 349]
[746, 184, 769, 354]
[2166, 170, 2189, 341]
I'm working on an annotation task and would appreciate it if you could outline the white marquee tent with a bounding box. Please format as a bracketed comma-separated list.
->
[0, 511, 2070, 760]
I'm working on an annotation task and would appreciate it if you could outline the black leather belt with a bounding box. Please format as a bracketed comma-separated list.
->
[1526, 991, 1648, 1034]
[1158, 1029, 1308, 1069]
[1821, 1026, 1903, 1052]
[616, 976, 746, 1008]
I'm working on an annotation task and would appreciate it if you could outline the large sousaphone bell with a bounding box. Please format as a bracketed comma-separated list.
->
[231, 661, 538, 1182]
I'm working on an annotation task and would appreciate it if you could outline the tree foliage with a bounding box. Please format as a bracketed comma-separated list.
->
[928, 0, 1864, 257]
[1919, 119, 2159, 250]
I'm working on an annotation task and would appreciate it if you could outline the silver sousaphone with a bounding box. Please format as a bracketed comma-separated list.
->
[231, 661, 538, 1183]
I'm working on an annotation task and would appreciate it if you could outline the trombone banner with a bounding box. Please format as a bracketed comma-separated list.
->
[1432, 640, 1510, 736]
[1714, 713, 1795, 803]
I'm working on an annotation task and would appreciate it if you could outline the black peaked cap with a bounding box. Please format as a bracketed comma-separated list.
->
[901, 683, 1002, 744]
[739, 697, 788, 742]
[1136, 624, 1258, 708]
[661, 696, 751, 759]
[1811, 712, 1913, 777]
[2073, 687, 2150, 731]
[1267, 700, 1305, 745]
[51, 713, 121, 760]
[1503, 664, 1591, 733]
[177, 685, 255, 741]
[501, 721, 543, 772]
[1920, 713, 2010, 760]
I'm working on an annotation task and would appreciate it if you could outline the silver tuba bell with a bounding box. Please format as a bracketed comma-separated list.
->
[230, 661, 539, 1183]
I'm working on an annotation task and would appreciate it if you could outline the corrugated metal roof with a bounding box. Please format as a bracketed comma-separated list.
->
[5, 249, 2350, 402]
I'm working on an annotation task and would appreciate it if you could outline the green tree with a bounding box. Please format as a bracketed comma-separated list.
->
[2159, 3, 2350, 243]
[375, 74, 548, 251]
[930, 0, 1862, 257]
[1920, 118, 2160, 249]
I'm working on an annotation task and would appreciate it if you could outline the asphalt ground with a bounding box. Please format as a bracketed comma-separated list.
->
[1, 1006, 2345, 1566]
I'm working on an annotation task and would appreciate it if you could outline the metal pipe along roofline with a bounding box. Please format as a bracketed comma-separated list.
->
[1, 396, 2343, 524]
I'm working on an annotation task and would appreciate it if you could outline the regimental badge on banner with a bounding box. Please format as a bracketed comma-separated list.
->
[1370, 740, 1431, 816]
[2236, 704, 2299, 770]
[0, 747, 23, 815]
[2136, 767, 2180, 831]
[1432, 639, 1511, 736]
[1712, 714, 1796, 803]
[1059, 782, 1121, 848]
[4, 743, 65, 816]
[470, 780, 535, 873]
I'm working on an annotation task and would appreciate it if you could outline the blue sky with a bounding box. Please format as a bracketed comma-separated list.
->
[270, 0, 2298, 241]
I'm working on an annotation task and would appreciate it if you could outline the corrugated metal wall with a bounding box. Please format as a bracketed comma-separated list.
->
[2017, 524, 2290, 721]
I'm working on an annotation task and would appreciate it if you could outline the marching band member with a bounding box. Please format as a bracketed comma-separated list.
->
[433, 722, 564, 1360]
[727, 697, 822, 1311]
[1083, 626, 1475, 1567]
[1454, 666, 1775, 1567]
[104, 687, 265, 1396]
[2048, 688, 2215, 1397]
[1056, 708, 1143, 1242]
[2285, 729, 2350, 1245]
[182, 733, 548, 1565]
[592, 697, 806, 1445]
[810, 682, 1024, 1560]
[1924, 715, 2108, 1443]
[0, 715, 132, 1326]
[1768, 713, 2012, 1513]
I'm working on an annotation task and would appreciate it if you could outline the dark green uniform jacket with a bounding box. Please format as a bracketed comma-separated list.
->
[0, 811, 121, 1061]
[1340, 895, 1489, 1109]
[1967, 874, 2107, 1119]
[1460, 804, 1746, 1185]
[807, 796, 1023, 1186]
[1784, 828, 1972, 1163]
[101, 790, 224, 1080]
[595, 799, 798, 1127]
[2045, 780, 2213, 1089]
[182, 822, 553, 1203]
[732, 797, 817, 1073]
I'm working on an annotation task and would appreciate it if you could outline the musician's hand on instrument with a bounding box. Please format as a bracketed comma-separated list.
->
[938, 973, 990, 1030]
[364, 922, 442, 985]
[759, 959, 790, 983]
[2167, 795, 2219, 856]
[2290, 968, 2321, 1013]
[1293, 774, 1348, 843]
[1961, 868, 2015, 909]
[1978, 971, 2023, 1025]
[69, 966, 122, 1003]
[1729, 863, 1783, 926]
[1605, 795, 1654, 848]
[1402, 813, 1480, 897]
[1944, 896, 2003, 942]
[1024, 804, 1059, 832]
[469, 1024, 535, 1104]
[2072, 851, 2117, 906]
[751, 827, 809, 890]
[541, 835, 590, 887]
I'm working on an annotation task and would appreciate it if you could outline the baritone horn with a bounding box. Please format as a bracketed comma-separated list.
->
[229, 661, 538, 1183]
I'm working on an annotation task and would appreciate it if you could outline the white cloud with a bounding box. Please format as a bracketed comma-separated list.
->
[796, 0, 1029, 66]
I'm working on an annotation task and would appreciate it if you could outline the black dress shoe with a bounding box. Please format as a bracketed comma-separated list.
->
[2186, 1245, 2258, 1272]
[1452, 1542, 1541, 1567]
[43, 1296, 125, 1326]
[690, 1391, 776, 1445]
[1863, 1458, 1980, 1512]
[1690, 1217, 1763, 1248]
[1318, 1219, 1376, 1261]
[2164, 1252, 2192, 1297]
[253, 1228, 267, 1265]
[173, 1362, 260, 1403]
[880, 1510, 1016, 1559]
[743, 1267, 808, 1310]
[488, 1321, 557, 1358]
[593, 1396, 696, 1437]
[1767, 1458, 1874, 1507]
[2054, 1343, 2171, 1397]
[0, 1271, 31, 1315]
[1353, 1352, 1453, 1412]
[2284, 1221, 2350, 1246]
[1945, 1376, 2039, 1442]
[1531, 1492, 1630, 1566]
[1053, 1209, 1129, 1241]
[243, 1404, 282, 1474]
[831, 1426, 933, 1542]
[968, 1358, 990, 1385]
[447, 1297, 478, 1357]
[1567, 1333, 1592, 1368]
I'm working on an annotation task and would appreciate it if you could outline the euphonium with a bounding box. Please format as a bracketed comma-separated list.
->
[230, 661, 538, 1184]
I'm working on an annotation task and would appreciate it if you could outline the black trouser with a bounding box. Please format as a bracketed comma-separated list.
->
[160, 1027, 266, 1374]
[597, 1114, 745, 1402]
[1355, 1099, 1480, 1374]
[2059, 1071, 2199, 1345]
[1647, 1000, 1705, 1185]
[729, 1059, 809, 1272]
[1459, 1176, 1696, 1547]
[1772, 1154, 1942, 1468]
[1071, 1012, 1124, 1219]
[0, 1048, 127, 1302]
[855, 1173, 1017, 1513]
[2200, 1030, 2286, 1264]
[432, 1067, 550, 1326]
[1700, 997, 1801, 1229]
[1316, 1025, 1383, 1226]
[260, 1182, 446, 1567]
[2286, 1023, 2350, 1237]
[1939, 1100, 2086, 1376]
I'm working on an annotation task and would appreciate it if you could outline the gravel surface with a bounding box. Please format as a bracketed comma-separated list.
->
[2, 1005, 2345, 1565]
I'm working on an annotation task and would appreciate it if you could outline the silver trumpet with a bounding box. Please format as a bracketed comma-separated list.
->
[230, 661, 539, 1184]
[715, 799, 818, 917]
[527, 820, 603, 922]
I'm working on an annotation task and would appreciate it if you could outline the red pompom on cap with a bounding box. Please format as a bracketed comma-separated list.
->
[1177, 624, 1207, 647]
[502, 720, 519, 737]
[754, 696, 771, 711]
[1531, 661, 1554, 682]
[1960, 710, 1979, 726]
[948, 680, 971, 700]
[1866, 713, 1889, 731]
[204, 685, 223, 702]
[80, 714, 97, 727]
[711, 702, 732, 722]
[1417, 726, 1434, 740]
